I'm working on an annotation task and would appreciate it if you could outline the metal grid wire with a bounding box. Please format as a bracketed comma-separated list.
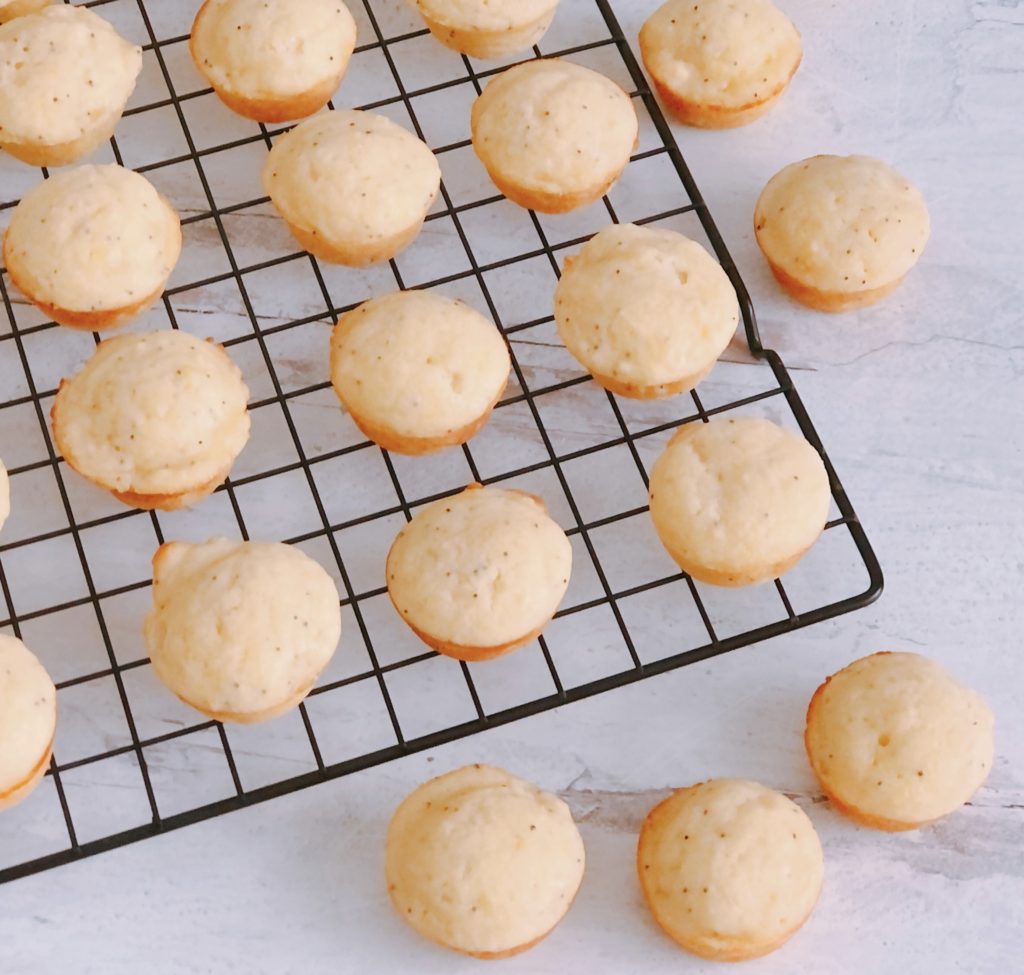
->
[0, 0, 881, 883]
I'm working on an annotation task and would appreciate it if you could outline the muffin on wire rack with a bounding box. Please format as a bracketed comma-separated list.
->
[0, 5, 141, 166]
[190, 0, 357, 122]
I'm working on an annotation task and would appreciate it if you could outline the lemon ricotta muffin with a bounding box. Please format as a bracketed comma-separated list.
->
[638, 778, 823, 961]
[330, 290, 510, 455]
[145, 538, 342, 723]
[51, 331, 250, 511]
[648, 416, 830, 586]
[263, 110, 441, 266]
[3, 164, 181, 331]
[754, 154, 931, 311]
[471, 59, 638, 213]
[387, 764, 585, 958]
[555, 224, 738, 398]
[414, 0, 560, 59]
[639, 0, 801, 128]
[0, 5, 142, 166]
[190, 0, 357, 122]
[805, 652, 995, 831]
[0, 0, 51, 25]
[387, 485, 572, 661]
[0, 635, 57, 811]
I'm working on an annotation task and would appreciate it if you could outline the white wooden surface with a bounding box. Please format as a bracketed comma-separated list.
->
[1, 0, 1022, 972]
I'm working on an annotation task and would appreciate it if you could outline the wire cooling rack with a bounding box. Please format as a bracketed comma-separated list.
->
[0, 0, 882, 883]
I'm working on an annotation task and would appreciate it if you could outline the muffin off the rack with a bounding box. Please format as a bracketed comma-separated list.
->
[754, 154, 930, 311]
[387, 764, 586, 958]
[638, 778, 823, 960]
[0, 5, 141, 166]
[805, 652, 994, 831]
[639, 0, 802, 128]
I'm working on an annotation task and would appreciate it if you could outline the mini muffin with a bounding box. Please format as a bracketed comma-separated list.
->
[330, 290, 510, 455]
[414, 0, 560, 59]
[0, 458, 9, 532]
[638, 778, 823, 961]
[145, 538, 342, 723]
[0, 635, 57, 811]
[648, 416, 830, 586]
[0, 0, 51, 26]
[805, 652, 995, 831]
[639, 0, 801, 128]
[190, 0, 357, 123]
[0, 6, 142, 166]
[51, 331, 250, 512]
[555, 224, 738, 398]
[3, 164, 182, 331]
[754, 154, 930, 311]
[471, 59, 638, 214]
[386, 484, 572, 661]
[386, 764, 585, 958]
[263, 110, 441, 266]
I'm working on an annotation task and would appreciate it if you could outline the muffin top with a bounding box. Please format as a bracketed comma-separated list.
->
[4, 165, 181, 314]
[191, 0, 356, 99]
[639, 778, 823, 959]
[145, 538, 342, 719]
[471, 59, 637, 197]
[416, 0, 558, 31]
[640, 0, 801, 111]
[755, 154, 930, 294]
[387, 485, 572, 650]
[806, 652, 994, 826]
[263, 110, 441, 248]
[0, 635, 56, 798]
[52, 331, 250, 498]
[0, 6, 141, 146]
[555, 224, 738, 391]
[331, 290, 510, 442]
[386, 764, 586, 957]
[649, 415, 830, 580]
